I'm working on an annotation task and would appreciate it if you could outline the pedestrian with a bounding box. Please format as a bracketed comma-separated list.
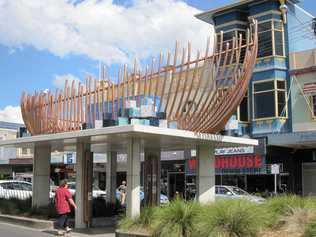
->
[118, 180, 127, 206]
[55, 179, 77, 236]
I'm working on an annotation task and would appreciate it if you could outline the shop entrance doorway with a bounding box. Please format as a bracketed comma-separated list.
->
[168, 172, 185, 200]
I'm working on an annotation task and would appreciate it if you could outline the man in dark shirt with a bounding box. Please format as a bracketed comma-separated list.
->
[55, 179, 77, 235]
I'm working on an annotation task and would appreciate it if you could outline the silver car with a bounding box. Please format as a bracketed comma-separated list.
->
[0, 180, 54, 200]
[0, 180, 33, 200]
[215, 185, 265, 204]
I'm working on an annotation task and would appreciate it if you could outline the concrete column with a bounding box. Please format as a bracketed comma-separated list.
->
[196, 144, 215, 204]
[75, 142, 92, 229]
[32, 144, 51, 208]
[106, 151, 117, 204]
[126, 138, 141, 218]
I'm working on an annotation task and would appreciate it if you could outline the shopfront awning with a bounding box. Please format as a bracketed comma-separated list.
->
[267, 131, 316, 149]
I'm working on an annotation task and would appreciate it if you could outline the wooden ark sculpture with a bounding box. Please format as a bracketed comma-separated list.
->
[21, 20, 258, 135]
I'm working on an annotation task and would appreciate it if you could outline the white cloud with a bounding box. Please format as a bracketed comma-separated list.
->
[0, 0, 213, 66]
[0, 106, 24, 124]
[53, 74, 82, 89]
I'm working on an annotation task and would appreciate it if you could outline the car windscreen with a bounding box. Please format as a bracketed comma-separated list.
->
[68, 183, 76, 189]
[231, 187, 249, 195]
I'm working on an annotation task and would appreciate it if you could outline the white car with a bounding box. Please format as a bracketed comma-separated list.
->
[67, 182, 106, 199]
[215, 185, 265, 204]
[0, 180, 55, 200]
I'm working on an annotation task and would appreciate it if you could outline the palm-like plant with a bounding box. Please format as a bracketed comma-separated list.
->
[152, 199, 201, 237]
[195, 199, 263, 237]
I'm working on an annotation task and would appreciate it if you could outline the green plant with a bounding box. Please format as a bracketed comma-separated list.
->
[263, 195, 316, 227]
[0, 198, 57, 219]
[152, 199, 201, 237]
[279, 207, 316, 236]
[195, 199, 264, 237]
[0, 198, 32, 215]
[304, 218, 316, 237]
[118, 206, 157, 234]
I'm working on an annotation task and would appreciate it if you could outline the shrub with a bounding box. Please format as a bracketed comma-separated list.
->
[118, 206, 157, 234]
[263, 195, 316, 227]
[279, 207, 316, 236]
[152, 199, 201, 237]
[304, 218, 316, 237]
[0, 198, 57, 219]
[195, 199, 264, 237]
[0, 198, 32, 215]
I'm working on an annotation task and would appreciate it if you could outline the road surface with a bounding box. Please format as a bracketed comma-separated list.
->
[0, 222, 51, 237]
[0, 222, 115, 237]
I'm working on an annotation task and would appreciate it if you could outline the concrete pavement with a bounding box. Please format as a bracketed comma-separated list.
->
[0, 222, 115, 237]
[0, 222, 51, 237]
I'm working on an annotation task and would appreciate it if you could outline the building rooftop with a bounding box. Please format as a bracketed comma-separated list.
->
[195, 0, 253, 23]
[195, 0, 301, 24]
[0, 121, 24, 130]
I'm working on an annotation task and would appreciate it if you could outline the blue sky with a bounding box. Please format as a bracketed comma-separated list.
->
[0, 0, 315, 123]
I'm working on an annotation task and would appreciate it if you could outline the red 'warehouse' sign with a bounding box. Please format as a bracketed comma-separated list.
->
[186, 154, 264, 174]
[215, 154, 262, 169]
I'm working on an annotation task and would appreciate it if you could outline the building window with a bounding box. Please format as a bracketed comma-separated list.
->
[217, 30, 246, 65]
[257, 20, 285, 58]
[273, 20, 284, 56]
[21, 147, 28, 155]
[258, 21, 273, 57]
[253, 80, 287, 119]
[312, 96, 316, 117]
[277, 81, 286, 116]
[238, 93, 249, 122]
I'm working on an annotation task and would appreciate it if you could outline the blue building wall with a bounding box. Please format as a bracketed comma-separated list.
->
[207, 0, 314, 137]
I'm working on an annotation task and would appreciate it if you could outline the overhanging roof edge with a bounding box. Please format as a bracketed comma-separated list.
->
[0, 125, 258, 148]
[195, 0, 254, 22]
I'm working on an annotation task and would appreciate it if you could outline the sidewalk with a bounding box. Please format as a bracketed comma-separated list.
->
[0, 214, 116, 237]
[45, 227, 116, 237]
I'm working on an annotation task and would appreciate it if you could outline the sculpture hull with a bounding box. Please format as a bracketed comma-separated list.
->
[21, 21, 258, 135]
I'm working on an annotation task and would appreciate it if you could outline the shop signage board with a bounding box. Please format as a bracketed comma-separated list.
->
[186, 141, 266, 176]
[215, 146, 254, 156]
[63, 153, 76, 164]
[271, 164, 280, 174]
[185, 154, 265, 176]
[271, 164, 280, 194]
[215, 154, 263, 169]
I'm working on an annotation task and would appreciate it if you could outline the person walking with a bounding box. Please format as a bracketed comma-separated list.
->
[55, 179, 77, 235]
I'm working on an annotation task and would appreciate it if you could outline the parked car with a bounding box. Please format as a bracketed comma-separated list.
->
[115, 188, 169, 205]
[215, 185, 266, 203]
[67, 182, 107, 199]
[0, 180, 55, 200]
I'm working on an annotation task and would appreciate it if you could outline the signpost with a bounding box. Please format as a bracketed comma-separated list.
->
[271, 164, 280, 195]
